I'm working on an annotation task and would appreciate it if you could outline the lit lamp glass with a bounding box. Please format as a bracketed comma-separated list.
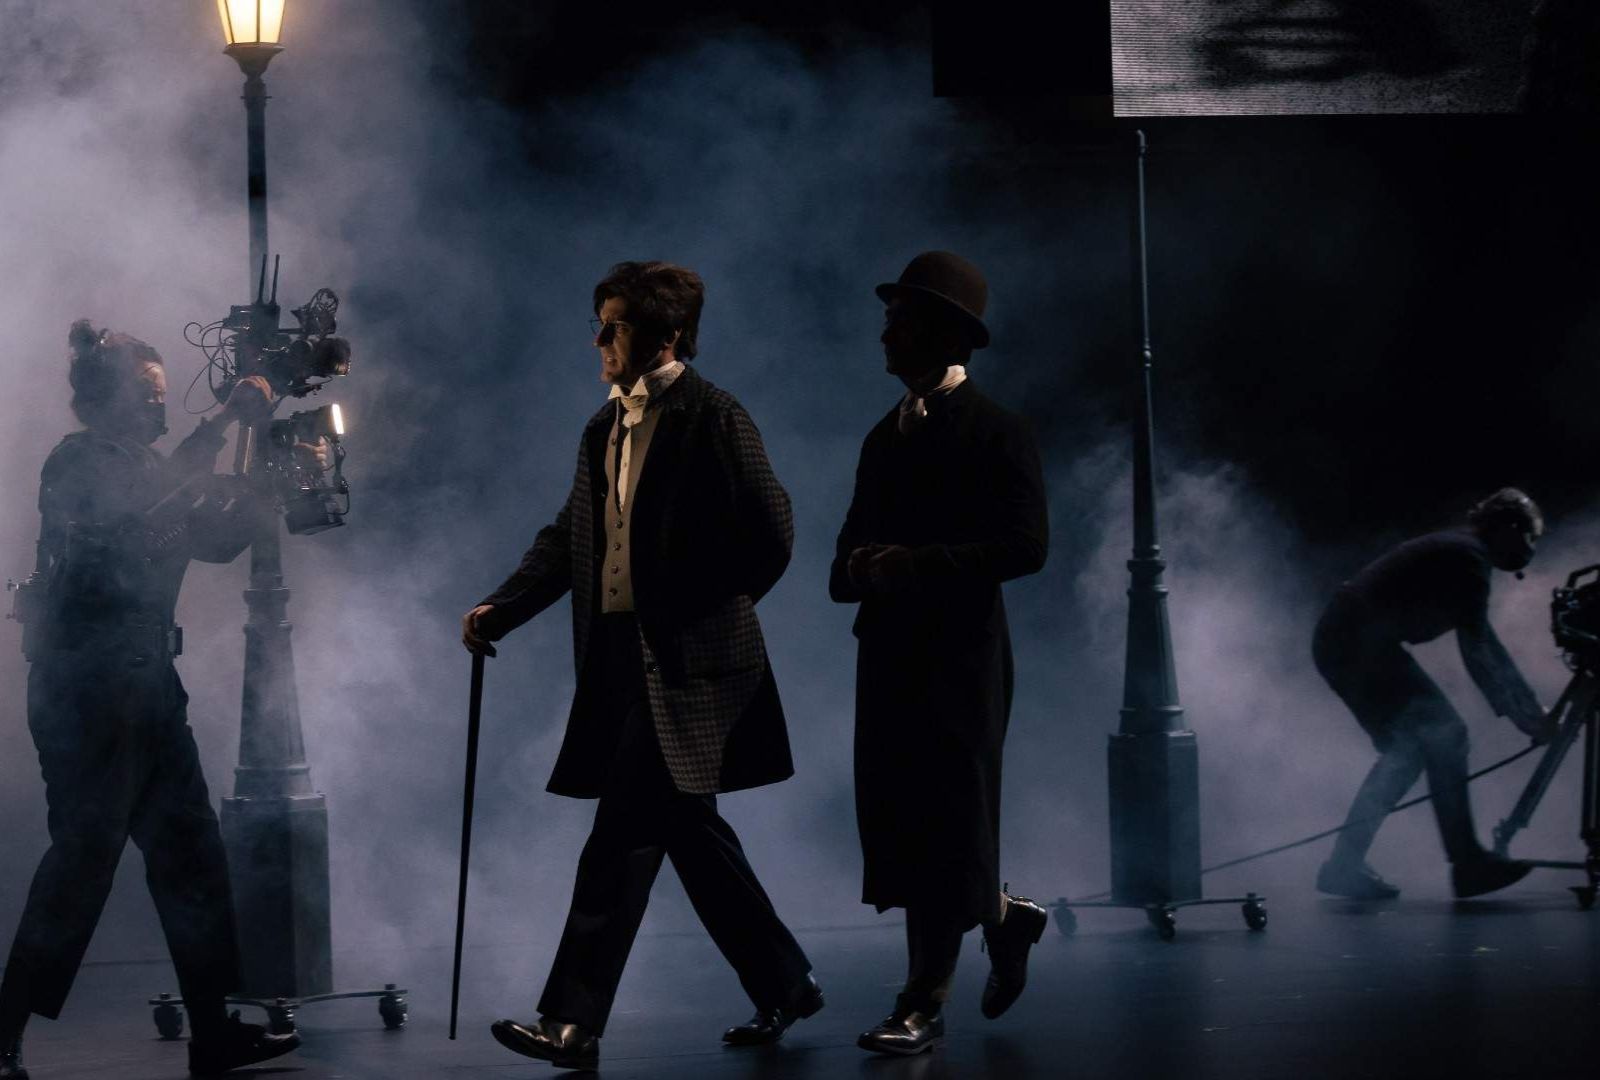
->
[217, 0, 286, 46]
[331, 403, 345, 437]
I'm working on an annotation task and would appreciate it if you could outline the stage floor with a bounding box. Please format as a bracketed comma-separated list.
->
[14, 880, 1600, 1079]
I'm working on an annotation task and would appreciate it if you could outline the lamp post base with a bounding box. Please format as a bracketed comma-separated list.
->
[1108, 730, 1202, 905]
[220, 793, 333, 998]
[1048, 731, 1265, 940]
[152, 794, 402, 1034]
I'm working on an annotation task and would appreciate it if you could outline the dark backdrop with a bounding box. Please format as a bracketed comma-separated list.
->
[0, 2, 1595, 992]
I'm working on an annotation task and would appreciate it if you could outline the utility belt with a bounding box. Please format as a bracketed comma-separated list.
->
[27, 614, 183, 666]
[121, 618, 185, 665]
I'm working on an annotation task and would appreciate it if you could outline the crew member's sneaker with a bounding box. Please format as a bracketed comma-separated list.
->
[1316, 858, 1401, 899]
[0, 1038, 28, 1080]
[1452, 853, 1533, 899]
[187, 1012, 300, 1076]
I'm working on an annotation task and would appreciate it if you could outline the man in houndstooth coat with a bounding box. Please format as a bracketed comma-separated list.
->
[462, 261, 820, 1071]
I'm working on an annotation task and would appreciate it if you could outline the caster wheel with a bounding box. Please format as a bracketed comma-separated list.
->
[379, 985, 408, 1030]
[1572, 885, 1597, 911]
[1055, 905, 1078, 937]
[1244, 900, 1268, 931]
[266, 1002, 297, 1036]
[1148, 907, 1176, 940]
[152, 995, 184, 1040]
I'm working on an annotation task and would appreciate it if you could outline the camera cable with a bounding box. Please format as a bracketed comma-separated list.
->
[1071, 741, 1544, 902]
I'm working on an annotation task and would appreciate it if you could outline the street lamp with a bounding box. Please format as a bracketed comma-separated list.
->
[182, 1, 406, 1032]
[1053, 133, 1264, 941]
[217, 0, 284, 292]
[209, 0, 336, 1008]
[217, 0, 286, 46]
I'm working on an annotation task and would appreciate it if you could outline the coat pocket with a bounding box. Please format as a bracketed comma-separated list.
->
[678, 594, 766, 677]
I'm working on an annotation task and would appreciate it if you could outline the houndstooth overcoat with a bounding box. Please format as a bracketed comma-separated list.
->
[478, 365, 795, 797]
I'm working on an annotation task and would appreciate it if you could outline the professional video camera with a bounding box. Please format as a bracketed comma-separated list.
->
[186, 255, 352, 535]
[251, 402, 348, 536]
[1551, 564, 1600, 673]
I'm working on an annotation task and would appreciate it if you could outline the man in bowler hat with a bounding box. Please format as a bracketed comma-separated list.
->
[830, 251, 1050, 1056]
[462, 261, 819, 1071]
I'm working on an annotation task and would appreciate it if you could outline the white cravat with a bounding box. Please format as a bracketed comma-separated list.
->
[606, 360, 684, 505]
[897, 365, 967, 434]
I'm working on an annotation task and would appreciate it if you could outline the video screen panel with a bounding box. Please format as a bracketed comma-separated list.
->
[1111, 1, 1583, 116]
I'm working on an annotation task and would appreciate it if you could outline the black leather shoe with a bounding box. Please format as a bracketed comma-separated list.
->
[723, 973, 825, 1045]
[857, 997, 944, 1056]
[0, 1041, 28, 1080]
[1452, 853, 1533, 899]
[980, 891, 1048, 1019]
[490, 1016, 599, 1071]
[1316, 858, 1401, 900]
[187, 1012, 300, 1076]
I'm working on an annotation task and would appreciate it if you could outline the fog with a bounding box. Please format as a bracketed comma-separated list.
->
[1, 1, 1592, 1017]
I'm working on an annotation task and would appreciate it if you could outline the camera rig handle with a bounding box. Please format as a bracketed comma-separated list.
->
[1566, 564, 1600, 591]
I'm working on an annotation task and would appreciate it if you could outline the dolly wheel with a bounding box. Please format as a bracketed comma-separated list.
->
[152, 996, 184, 1040]
[379, 986, 408, 1030]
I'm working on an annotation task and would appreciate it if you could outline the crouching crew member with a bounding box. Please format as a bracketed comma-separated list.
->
[1313, 488, 1556, 901]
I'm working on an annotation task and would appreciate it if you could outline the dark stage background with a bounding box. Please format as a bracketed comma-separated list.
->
[1, 0, 1597, 1010]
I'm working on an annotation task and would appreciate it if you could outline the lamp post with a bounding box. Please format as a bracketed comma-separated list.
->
[1052, 132, 1263, 940]
[1106, 130, 1202, 907]
[214, 0, 332, 1001]
[149, 3, 405, 1033]
[217, 0, 284, 291]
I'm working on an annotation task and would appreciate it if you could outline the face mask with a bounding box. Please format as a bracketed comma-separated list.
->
[1491, 529, 1536, 573]
[135, 401, 168, 444]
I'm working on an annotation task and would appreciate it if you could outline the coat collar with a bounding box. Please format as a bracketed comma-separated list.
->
[585, 363, 700, 435]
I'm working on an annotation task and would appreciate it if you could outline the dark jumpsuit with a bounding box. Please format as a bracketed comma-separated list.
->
[0, 420, 249, 1022]
[1313, 529, 1541, 866]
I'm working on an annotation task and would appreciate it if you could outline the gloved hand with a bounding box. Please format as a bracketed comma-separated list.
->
[1514, 706, 1560, 746]
[220, 375, 277, 425]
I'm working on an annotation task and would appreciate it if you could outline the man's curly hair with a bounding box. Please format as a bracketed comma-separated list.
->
[592, 261, 704, 362]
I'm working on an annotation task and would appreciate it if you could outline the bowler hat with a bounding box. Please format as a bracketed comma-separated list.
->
[876, 250, 990, 349]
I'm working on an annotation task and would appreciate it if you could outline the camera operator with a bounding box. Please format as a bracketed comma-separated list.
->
[1312, 488, 1557, 902]
[0, 321, 300, 1079]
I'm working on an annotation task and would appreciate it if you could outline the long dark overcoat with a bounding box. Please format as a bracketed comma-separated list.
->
[830, 379, 1047, 928]
[479, 365, 795, 797]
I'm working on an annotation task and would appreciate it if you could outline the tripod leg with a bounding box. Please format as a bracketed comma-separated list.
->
[1493, 672, 1596, 856]
[1580, 706, 1600, 907]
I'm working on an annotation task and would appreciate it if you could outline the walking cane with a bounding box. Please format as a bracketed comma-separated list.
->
[449, 650, 487, 1040]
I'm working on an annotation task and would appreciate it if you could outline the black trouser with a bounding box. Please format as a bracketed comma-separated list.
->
[901, 906, 965, 1009]
[0, 651, 239, 1023]
[1314, 610, 1485, 866]
[537, 615, 811, 1035]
